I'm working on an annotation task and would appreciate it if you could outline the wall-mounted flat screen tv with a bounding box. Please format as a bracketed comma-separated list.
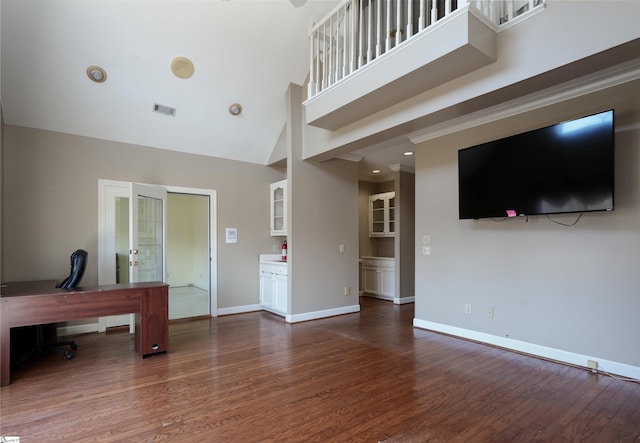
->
[458, 110, 614, 220]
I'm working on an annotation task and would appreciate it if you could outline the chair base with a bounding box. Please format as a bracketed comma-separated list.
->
[13, 325, 78, 369]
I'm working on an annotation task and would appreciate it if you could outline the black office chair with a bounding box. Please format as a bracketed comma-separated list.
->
[57, 249, 88, 289]
[13, 249, 87, 368]
[48, 249, 88, 358]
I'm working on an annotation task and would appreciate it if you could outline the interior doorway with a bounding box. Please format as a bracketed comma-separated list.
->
[167, 192, 210, 319]
[98, 180, 217, 328]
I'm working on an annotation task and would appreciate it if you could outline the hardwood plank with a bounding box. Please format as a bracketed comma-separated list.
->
[1, 297, 639, 442]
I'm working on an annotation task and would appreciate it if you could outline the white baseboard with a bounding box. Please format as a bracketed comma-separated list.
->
[216, 304, 262, 316]
[58, 323, 99, 337]
[413, 319, 640, 381]
[394, 296, 415, 304]
[287, 304, 360, 323]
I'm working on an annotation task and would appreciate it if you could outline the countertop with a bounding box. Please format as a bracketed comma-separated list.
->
[259, 253, 288, 264]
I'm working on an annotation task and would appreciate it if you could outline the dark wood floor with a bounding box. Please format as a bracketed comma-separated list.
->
[2, 297, 639, 442]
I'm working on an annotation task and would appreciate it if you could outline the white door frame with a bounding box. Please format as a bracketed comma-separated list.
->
[164, 185, 218, 317]
[98, 180, 218, 329]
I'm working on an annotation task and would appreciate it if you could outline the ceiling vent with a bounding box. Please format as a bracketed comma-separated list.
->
[153, 103, 176, 117]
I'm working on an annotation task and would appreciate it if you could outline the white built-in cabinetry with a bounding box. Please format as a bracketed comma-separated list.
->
[260, 258, 288, 315]
[369, 192, 395, 237]
[362, 257, 395, 300]
[270, 179, 287, 236]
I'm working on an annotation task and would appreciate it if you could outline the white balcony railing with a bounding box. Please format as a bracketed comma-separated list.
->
[308, 0, 544, 99]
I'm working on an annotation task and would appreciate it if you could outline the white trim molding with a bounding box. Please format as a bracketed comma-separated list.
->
[217, 304, 262, 316]
[413, 318, 640, 381]
[287, 304, 361, 324]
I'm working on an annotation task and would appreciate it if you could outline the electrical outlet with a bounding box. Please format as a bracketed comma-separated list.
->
[487, 307, 494, 318]
[344, 286, 351, 296]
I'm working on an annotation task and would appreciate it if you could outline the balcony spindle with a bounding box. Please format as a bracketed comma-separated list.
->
[406, 0, 414, 39]
[419, 0, 426, 31]
[329, 15, 335, 86]
[349, 2, 356, 74]
[376, 1, 383, 57]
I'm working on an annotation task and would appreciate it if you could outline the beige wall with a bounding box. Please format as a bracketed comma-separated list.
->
[289, 84, 360, 316]
[414, 104, 640, 368]
[2, 125, 284, 309]
[395, 170, 415, 300]
[0, 112, 3, 281]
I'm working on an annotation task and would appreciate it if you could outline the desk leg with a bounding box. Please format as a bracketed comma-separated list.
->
[1, 299, 10, 387]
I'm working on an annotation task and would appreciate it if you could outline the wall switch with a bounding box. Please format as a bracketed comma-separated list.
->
[339, 244, 345, 253]
[272, 245, 280, 253]
[423, 235, 431, 244]
[344, 286, 351, 296]
[465, 304, 472, 314]
[422, 246, 431, 256]
[487, 307, 494, 318]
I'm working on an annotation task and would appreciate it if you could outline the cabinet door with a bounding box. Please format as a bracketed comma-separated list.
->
[387, 194, 395, 235]
[363, 267, 379, 294]
[260, 272, 274, 308]
[270, 179, 287, 236]
[274, 274, 288, 313]
[369, 192, 395, 237]
[378, 268, 395, 297]
[369, 195, 386, 237]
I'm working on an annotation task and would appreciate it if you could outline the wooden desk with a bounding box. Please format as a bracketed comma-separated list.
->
[0, 280, 169, 386]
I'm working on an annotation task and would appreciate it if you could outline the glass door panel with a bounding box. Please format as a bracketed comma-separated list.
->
[130, 183, 167, 283]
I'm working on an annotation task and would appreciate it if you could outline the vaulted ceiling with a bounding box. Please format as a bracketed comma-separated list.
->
[1, 0, 352, 166]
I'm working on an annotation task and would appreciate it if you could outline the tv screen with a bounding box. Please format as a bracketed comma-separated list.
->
[458, 110, 614, 220]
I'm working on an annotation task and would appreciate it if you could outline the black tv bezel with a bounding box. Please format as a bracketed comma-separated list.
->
[457, 110, 615, 220]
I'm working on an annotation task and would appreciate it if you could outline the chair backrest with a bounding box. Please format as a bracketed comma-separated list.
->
[57, 249, 88, 289]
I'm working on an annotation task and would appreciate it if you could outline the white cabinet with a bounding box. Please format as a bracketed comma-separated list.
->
[369, 192, 395, 237]
[260, 260, 288, 315]
[362, 257, 395, 300]
[270, 179, 287, 236]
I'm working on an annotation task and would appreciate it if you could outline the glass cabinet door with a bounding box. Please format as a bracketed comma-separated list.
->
[270, 179, 287, 236]
[369, 192, 395, 237]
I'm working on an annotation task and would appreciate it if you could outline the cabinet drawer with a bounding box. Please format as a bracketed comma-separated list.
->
[260, 262, 288, 276]
[362, 258, 394, 268]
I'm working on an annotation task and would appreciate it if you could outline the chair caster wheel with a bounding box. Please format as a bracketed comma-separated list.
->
[71, 343, 78, 350]
[64, 351, 74, 360]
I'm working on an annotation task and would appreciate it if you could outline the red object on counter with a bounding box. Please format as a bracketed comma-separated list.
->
[282, 241, 287, 262]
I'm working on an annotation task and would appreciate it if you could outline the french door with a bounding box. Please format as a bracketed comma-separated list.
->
[98, 181, 166, 331]
[130, 183, 167, 284]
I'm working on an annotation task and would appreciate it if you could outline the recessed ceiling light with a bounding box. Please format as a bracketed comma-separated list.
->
[86, 66, 107, 83]
[372, 169, 381, 174]
[228, 103, 243, 116]
[403, 151, 414, 156]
